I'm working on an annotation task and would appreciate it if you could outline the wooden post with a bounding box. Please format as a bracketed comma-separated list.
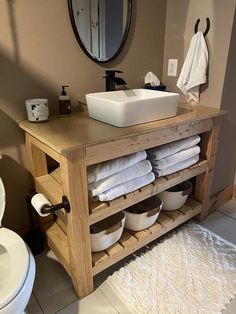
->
[194, 117, 221, 220]
[60, 149, 94, 298]
[25, 133, 48, 177]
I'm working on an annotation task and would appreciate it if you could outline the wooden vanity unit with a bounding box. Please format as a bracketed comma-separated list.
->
[19, 103, 224, 299]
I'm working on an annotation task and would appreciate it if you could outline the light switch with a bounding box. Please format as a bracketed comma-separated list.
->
[168, 59, 178, 77]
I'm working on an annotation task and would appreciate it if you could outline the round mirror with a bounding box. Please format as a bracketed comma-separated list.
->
[68, 0, 132, 63]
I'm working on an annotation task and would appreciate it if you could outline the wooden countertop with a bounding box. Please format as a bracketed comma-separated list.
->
[19, 103, 225, 153]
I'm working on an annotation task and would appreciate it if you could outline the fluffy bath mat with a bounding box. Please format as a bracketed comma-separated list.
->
[103, 223, 236, 314]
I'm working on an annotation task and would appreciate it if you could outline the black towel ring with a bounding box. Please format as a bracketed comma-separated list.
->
[194, 17, 210, 37]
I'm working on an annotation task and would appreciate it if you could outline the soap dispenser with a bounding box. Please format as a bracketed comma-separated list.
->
[59, 85, 71, 115]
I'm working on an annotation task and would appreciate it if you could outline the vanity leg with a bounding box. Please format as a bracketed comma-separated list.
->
[195, 116, 221, 220]
[60, 149, 94, 298]
[25, 133, 48, 177]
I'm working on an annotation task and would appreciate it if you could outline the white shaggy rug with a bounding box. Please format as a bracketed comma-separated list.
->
[104, 223, 236, 314]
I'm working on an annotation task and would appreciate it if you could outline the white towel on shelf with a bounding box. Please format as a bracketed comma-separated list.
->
[147, 135, 200, 161]
[87, 151, 147, 184]
[177, 31, 208, 103]
[151, 145, 200, 170]
[94, 172, 155, 202]
[152, 154, 199, 177]
[88, 160, 152, 197]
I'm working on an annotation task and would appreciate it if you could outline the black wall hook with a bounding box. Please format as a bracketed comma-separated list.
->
[41, 195, 71, 214]
[194, 17, 210, 37]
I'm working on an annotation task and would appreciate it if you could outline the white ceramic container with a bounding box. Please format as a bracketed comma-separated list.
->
[86, 89, 179, 127]
[90, 212, 126, 252]
[124, 197, 163, 231]
[158, 181, 193, 211]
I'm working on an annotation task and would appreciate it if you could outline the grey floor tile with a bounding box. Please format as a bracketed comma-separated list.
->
[26, 292, 43, 314]
[199, 210, 236, 245]
[222, 297, 236, 313]
[33, 249, 77, 314]
[57, 288, 118, 314]
[217, 199, 236, 220]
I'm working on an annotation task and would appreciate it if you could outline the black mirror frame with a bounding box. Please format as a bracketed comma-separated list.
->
[68, 0, 132, 64]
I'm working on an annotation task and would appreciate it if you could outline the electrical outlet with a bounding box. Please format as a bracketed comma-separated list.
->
[168, 59, 178, 77]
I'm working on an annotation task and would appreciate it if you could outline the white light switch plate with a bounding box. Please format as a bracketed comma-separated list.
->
[168, 59, 178, 77]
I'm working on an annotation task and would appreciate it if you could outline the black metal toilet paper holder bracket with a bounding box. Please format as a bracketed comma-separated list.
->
[41, 196, 71, 214]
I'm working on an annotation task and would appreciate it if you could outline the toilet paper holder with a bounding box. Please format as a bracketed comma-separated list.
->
[41, 195, 71, 214]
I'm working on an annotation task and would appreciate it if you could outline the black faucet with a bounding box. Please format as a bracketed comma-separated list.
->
[104, 70, 127, 91]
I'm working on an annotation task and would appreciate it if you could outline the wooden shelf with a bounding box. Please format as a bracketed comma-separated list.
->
[35, 160, 207, 228]
[89, 160, 207, 225]
[42, 198, 201, 278]
[92, 198, 201, 275]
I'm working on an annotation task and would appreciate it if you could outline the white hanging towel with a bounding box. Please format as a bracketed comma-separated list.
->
[177, 31, 208, 103]
[88, 160, 152, 197]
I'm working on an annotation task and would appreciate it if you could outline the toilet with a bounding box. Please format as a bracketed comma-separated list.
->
[0, 177, 36, 314]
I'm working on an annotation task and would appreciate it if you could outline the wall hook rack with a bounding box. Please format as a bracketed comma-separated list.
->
[194, 17, 210, 37]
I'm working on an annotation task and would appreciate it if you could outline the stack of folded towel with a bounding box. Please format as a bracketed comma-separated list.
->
[88, 151, 155, 201]
[147, 135, 201, 177]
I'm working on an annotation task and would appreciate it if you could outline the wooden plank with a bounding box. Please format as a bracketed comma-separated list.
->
[92, 201, 202, 275]
[105, 242, 124, 257]
[92, 251, 109, 267]
[29, 135, 60, 162]
[157, 213, 173, 227]
[195, 117, 221, 220]
[163, 210, 184, 221]
[148, 221, 163, 234]
[43, 222, 71, 276]
[25, 133, 48, 177]
[118, 230, 138, 248]
[86, 119, 213, 165]
[60, 149, 94, 298]
[89, 160, 208, 225]
[129, 228, 152, 241]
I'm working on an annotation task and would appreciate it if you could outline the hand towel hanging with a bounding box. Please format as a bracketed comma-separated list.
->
[177, 31, 208, 103]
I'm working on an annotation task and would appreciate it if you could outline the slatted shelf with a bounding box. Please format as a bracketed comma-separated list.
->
[92, 198, 202, 275]
[89, 160, 207, 225]
[35, 160, 207, 229]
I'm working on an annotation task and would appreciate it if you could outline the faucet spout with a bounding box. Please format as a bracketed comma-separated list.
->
[104, 70, 127, 91]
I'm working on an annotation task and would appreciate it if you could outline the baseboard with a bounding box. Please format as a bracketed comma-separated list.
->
[233, 185, 236, 199]
[209, 185, 234, 214]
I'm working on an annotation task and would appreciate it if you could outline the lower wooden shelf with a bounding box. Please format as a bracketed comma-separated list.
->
[92, 198, 201, 275]
[42, 197, 202, 278]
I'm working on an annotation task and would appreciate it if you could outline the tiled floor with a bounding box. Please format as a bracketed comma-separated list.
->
[26, 199, 236, 314]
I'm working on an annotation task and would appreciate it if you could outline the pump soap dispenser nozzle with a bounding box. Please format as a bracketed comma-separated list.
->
[59, 85, 71, 115]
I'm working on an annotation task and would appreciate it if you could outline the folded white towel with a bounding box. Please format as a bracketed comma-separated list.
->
[150, 145, 200, 170]
[95, 172, 155, 202]
[147, 135, 200, 161]
[152, 155, 199, 177]
[88, 160, 152, 197]
[177, 31, 208, 103]
[88, 151, 147, 184]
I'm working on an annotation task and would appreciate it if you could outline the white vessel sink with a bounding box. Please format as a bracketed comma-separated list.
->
[86, 89, 180, 127]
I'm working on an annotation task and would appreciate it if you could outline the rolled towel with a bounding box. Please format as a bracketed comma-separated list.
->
[147, 135, 200, 161]
[152, 154, 199, 177]
[89, 160, 152, 197]
[95, 172, 155, 202]
[150, 145, 200, 170]
[88, 151, 147, 183]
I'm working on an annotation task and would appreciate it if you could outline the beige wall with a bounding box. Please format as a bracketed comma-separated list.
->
[163, 0, 236, 195]
[0, 0, 167, 230]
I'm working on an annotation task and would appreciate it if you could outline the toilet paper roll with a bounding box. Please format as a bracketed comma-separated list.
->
[31, 193, 51, 217]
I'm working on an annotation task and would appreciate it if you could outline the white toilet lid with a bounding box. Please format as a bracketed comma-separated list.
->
[0, 178, 6, 226]
[0, 228, 29, 309]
